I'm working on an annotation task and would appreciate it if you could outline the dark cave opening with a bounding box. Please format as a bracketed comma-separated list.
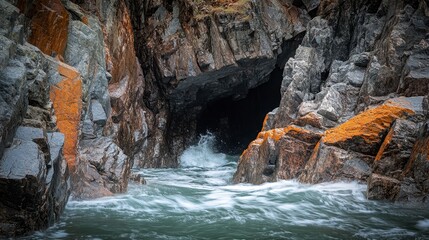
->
[196, 67, 283, 155]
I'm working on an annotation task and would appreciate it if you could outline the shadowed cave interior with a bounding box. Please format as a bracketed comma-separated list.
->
[196, 67, 283, 155]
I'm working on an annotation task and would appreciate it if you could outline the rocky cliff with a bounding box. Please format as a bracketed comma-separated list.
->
[0, 0, 142, 236]
[234, 0, 429, 204]
[0, 0, 428, 237]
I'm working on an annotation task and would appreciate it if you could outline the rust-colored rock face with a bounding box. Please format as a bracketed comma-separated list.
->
[50, 62, 82, 169]
[27, 0, 69, 57]
[324, 100, 415, 155]
[234, 125, 322, 184]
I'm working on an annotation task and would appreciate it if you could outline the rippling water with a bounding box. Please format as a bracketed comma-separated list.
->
[27, 134, 429, 239]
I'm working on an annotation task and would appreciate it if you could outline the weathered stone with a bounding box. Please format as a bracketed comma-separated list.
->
[73, 137, 130, 199]
[233, 125, 322, 184]
[317, 85, 343, 122]
[299, 143, 372, 184]
[395, 121, 429, 203]
[0, 140, 47, 236]
[49, 61, 82, 169]
[0, 139, 45, 180]
[275, 133, 321, 180]
[27, 0, 69, 57]
[275, 46, 323, 126]
[0, 58, 27, 159]
[373, 119, 418, 178]
[0, 0, 23, 43]
[350, 52, 370, 68]
[345, 68, 365, 87]
[301, 16, 333, 71]
[323, 97, 422, 155]
[64, 18, 109, 109]
[359, 3, 429, 99]
[398, 51, 429, 97]
[261, 108, 278, 131]
[90, 99, 107, 127]
[367, 173, 401, 201]
[0, 35, 14, 69]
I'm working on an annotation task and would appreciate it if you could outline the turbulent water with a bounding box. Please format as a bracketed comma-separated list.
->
[27, 134, 429, 239]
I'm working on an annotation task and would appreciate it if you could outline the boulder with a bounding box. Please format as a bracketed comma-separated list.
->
[0, 127, 69, 237]
[323, 97, 423, 155]
[367, 173, 401, 201]
[233, 126, 322, 184]
[317, 85, 343, 122]
[73, 137, 130, 199]
[373, 119, 418, 178]
[299, 143, 372, 184]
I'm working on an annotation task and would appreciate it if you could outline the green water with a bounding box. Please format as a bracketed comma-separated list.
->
[27, 135, 429, 239]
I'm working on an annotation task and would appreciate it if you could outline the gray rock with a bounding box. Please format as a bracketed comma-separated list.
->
[398, 51, 429, 96]
[345, 68, 365, 87]
[261, 108, 278, 131]
[359, 4, 429, 100]
[0, 35, 14, 69]
[14, 126, 45, 142]
[74, 137, 130, 199]
[317, 86, 343, 122]
[0, 0, 21, 42]
[373, 119, 418, 179]
[0, 139, 45, 180]
[81, 117, 96, 139]
[350, 52, 370, 68]
[90, 99, 107, 127]
[64, 19, 109, 112]
[275, 46, 323, 127]
[301, 17, 333, 71]
[298, 101, 319, 117]
[47, 132, 65, 168]
[0, 59, 28, 159]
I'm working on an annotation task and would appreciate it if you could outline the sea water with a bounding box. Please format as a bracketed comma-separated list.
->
[27, 134, 429, 239]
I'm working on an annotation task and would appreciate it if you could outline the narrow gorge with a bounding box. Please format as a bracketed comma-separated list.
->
[0, 0, 428, 239]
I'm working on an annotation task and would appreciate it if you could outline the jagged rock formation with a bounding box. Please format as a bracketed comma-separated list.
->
[0, 0, 428, 236]
[234, 0, 429, 204]
[0, 1, 70, 236]
[0, 0, 145, 236]
[127, 0, 313, 166]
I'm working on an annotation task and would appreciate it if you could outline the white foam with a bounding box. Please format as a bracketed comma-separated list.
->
[179, 133, 228, 168]
[417, 219, 429, 230]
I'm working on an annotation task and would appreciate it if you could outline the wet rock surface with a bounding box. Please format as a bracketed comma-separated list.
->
[128, 0, 313, 166]
[0, 0, 429, 236]
[235, 0, 429, 204]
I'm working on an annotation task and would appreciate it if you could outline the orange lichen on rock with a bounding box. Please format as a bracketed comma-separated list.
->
[375, 125, 395, 161]
[242, 125, 321, 156]
[27, 0, 69, 57]
[324, 103, 414, 148]
[261, 114, 269, 131]
[50, 62, 82, 169]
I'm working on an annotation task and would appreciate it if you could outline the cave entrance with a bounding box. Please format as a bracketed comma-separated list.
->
[196, 67, 283, 155]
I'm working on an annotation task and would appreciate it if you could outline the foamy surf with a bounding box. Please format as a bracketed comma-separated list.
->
[25, 134, 429, 240]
